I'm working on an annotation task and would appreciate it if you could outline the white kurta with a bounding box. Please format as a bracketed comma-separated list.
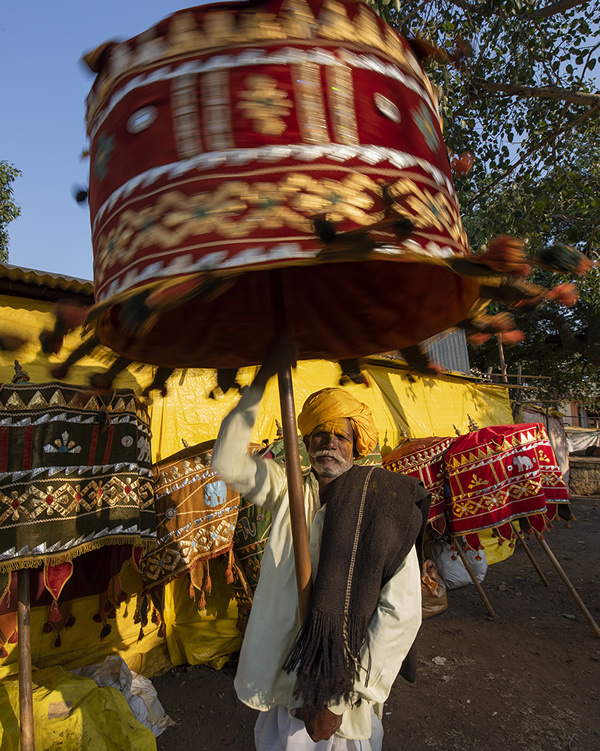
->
[212, 385, 422, 742]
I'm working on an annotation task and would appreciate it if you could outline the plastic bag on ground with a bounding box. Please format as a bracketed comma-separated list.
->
[428, 539, 488, 590]
[72, 656, 174, 737]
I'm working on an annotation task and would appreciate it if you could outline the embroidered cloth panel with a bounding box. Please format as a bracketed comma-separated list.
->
[444, 422, 569, 545]
[0, 383, 155, 572]
[383, 436, 456, 534]
[141, 442, 240, 592]
[85, 0, 479, 369]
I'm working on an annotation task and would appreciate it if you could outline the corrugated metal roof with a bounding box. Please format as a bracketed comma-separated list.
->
[0, 262, 93, 297]
[425, 329, 470, 374]
[369, 329, 471, 376]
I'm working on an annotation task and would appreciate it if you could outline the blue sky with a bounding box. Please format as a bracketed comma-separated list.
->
[1, 2, 203, 281]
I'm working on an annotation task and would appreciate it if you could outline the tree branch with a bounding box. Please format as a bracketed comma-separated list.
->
[466, 102, 600, 210]
[545, 310, 600, 364]
[471, 78, 600, 107]
[527, 0, 589, 20]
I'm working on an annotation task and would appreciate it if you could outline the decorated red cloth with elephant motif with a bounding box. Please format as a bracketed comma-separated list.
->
[383, 436, 455, 534]
[443, 422, 569, 549]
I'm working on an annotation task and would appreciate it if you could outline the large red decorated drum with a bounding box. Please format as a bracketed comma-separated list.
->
[85, 0, 479, 369]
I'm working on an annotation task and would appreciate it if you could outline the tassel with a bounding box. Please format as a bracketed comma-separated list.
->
[399, 345, 445, 376]
[137, 626, 144, 642]
[203, 561, 212, 596]
[534, 242, 593, 274]
[50, 601, 62, 623]
[0, 334, 26, 353]
[118, 290, 156, 338]
[188, 582, 196, 601]
[225, 550, 234, 585]
[140, 595, 149, 627]
[209, 369, 241, 399]
[151, 608, 159, 625]
[90, 356, 132, 392]
[141, 367, 174, 398]
[55, 633, 62, 648]
[65, 615, 76, 629]
[478, 236, 529, 274]
[158, 622, 165, 638]
[39, 300, 91, 355]
[93, 613, 103, 623]
[198, 591, 206, 610]
[339, 359, 368, 386]
[43, 621, 53, 634]
[100, 623, 112, 640]
[49, 335, 99, 380]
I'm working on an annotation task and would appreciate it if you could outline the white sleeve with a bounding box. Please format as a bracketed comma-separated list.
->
[328, 546, 422, 712]
[211, 384, 287, 511]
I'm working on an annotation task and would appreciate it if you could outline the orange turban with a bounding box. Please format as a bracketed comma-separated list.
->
[297, 388, 378, 458]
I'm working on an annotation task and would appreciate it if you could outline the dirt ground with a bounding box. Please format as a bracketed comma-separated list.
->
[154, 497, 600, 751]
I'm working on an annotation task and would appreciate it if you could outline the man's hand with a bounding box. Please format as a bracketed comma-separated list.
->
[292, 706, 342, 742]
[253, 333, 297, 389]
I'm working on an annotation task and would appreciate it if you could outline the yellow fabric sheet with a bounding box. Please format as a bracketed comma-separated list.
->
[0, 292, 513, 673]
[163, 557, 242, 669]
[0, 294, 512, 461]
[0, 592, 170, 678]
[0, 664, 156, 750]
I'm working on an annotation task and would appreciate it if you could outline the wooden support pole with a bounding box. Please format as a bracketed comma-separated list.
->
[17, 568, 35, 750]
[510, 522, 549, 587]
[277, 362, 312, 622]
[453, 537, 496, 619]
[270, 270, 312, 623]
[534, 531, 600, 639]
[497, 339, 508, 384]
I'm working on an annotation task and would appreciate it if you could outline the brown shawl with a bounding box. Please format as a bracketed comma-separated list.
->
[283, 465, 429, 710]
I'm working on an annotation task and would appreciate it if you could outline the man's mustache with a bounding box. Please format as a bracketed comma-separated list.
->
[311, 450, 342, 463]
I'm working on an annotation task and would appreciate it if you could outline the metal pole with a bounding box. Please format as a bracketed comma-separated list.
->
[533, 530, 600, 639]
[453, 537, 496, 618]
[17, 568, 35, 750]
[270, 271, 312, 622]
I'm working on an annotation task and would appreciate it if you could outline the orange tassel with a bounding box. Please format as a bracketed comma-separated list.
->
[225, 550, 234, 585]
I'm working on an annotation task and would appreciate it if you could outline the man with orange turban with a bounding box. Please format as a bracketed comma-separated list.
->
[212, 353, 428, 751]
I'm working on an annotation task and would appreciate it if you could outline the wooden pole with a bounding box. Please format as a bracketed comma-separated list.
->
[497, 338, 508, 384]
[452, 537, 496, 618]
[510, 522, 549, 587]
[17, 569, 35, 750]
[533, 531, 600, 639]
[270, 271, 312, 622]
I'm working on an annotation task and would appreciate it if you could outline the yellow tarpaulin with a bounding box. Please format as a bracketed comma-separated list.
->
[0, 664, 156, 750]
[0, 294, 512, 462]
[0, 292, 513, 677]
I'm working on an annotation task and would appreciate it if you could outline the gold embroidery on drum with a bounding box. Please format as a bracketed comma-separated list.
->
[327, 65, 359, 145]
[293, 63, 329, 144]
[95, 173, 383, 274]
[389, 180, 464, 245]
[203, 70, 234, 150]
[237, 75, 294, 136]
[172, 73, 202, 158]
[317, 0, 355, 42]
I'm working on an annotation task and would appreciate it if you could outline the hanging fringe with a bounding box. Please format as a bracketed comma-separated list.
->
[283, 609, 370, 711]
[90, 356, 133, 391]
[203, 560, 212, 596]
[225, 550, 234, 585]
